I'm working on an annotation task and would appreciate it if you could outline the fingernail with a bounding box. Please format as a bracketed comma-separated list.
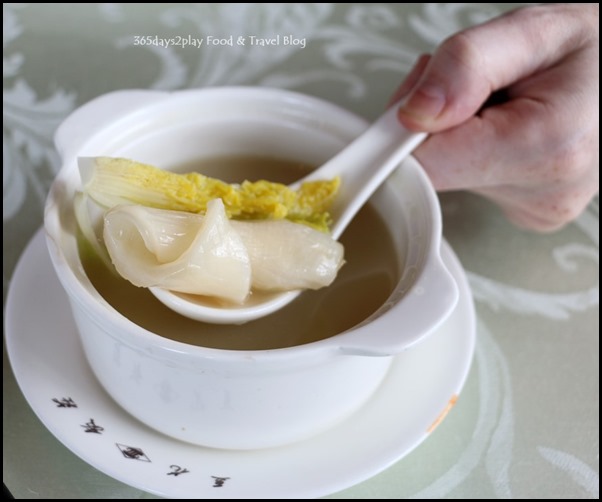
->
[398, 82, 446, 123]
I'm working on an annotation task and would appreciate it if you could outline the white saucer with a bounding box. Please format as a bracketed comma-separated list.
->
[6, 230, 475, 499]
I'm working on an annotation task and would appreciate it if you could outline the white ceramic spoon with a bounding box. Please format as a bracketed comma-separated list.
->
[150, 104, 427, 324]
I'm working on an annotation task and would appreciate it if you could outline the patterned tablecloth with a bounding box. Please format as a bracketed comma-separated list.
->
[3, 3, 598, 499]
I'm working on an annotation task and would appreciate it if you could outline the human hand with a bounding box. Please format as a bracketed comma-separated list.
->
[393, 4, 599, 231]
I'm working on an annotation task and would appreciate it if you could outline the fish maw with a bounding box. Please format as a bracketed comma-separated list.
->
[103, 199, 251, 303]
[233, 219, 344, 291]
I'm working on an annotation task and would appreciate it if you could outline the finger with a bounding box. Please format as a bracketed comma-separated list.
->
[388, 54, 431, 106]
[477, 188, 573, 233]
[502, 207, 566, 233]
[473, 171, 599, 231]
[397, 4, 591, 132]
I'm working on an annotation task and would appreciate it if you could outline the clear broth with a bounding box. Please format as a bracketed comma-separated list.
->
[80, 156, 401, 350]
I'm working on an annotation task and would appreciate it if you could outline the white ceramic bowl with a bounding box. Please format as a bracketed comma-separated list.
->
[44, 87, 458, 449]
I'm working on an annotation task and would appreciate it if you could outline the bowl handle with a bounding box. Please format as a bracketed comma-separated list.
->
[337, 245, 459, 357]
[54, 90, 168, 160]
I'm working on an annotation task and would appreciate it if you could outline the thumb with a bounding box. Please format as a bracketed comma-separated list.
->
[397, 5, 583, 132]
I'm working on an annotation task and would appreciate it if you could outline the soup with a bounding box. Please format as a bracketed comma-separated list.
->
[79, 155, 403, 350]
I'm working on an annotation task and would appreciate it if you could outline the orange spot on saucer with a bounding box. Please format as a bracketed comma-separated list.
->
[427, 394, 458, 433]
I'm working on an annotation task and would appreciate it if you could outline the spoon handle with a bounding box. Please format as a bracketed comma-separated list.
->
[297, 104, 427, 239]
